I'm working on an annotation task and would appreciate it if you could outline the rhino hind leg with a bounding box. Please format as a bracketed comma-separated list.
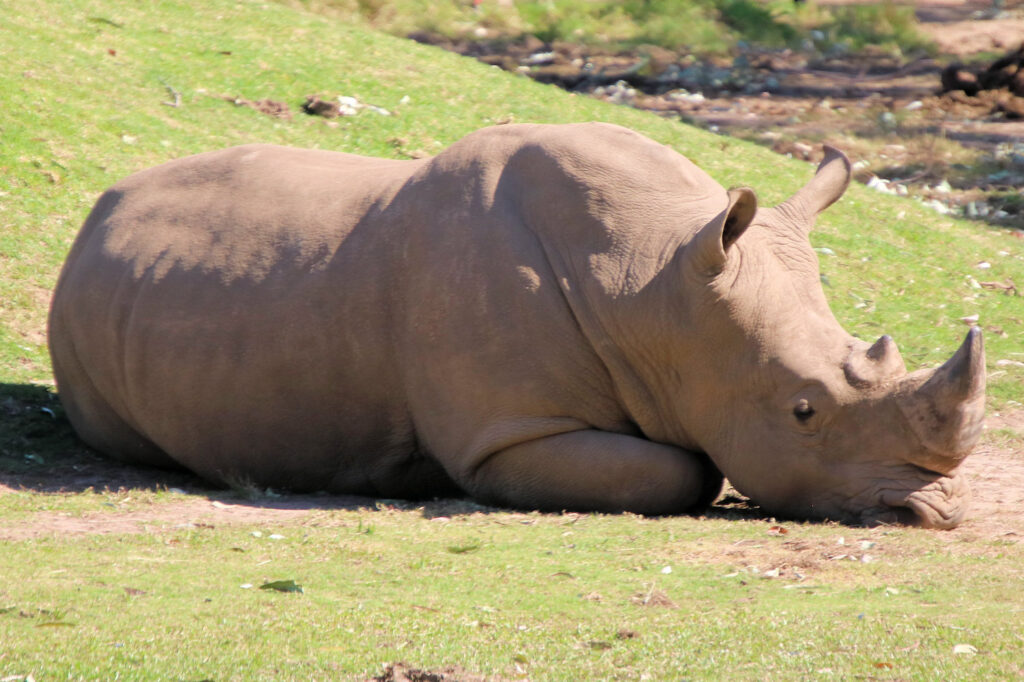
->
[51, 352, 179, 471]
[468, 430, 722, 515]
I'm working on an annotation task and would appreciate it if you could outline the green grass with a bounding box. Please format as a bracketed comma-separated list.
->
[1, 0, 1022, 679]
[2, 507, 1022, 680]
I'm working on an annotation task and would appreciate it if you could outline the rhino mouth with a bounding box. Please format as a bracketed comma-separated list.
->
[855, 467, 970, 530]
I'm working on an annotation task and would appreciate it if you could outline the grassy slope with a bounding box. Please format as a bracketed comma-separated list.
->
[0, 0, 1022, 679]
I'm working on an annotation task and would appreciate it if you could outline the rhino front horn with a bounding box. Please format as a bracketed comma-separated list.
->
[898, 327, 986, 471]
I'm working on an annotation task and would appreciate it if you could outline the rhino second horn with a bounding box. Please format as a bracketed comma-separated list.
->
[898, 327, 986, 470]
[844, 334, 906, 387]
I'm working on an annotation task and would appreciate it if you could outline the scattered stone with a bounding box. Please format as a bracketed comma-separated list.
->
[337, 95, 362, 116]
[372, 663, 491, 682]
[302, 94, 392, 118]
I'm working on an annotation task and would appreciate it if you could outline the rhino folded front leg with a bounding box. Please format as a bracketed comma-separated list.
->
[468, 429, 723, 516]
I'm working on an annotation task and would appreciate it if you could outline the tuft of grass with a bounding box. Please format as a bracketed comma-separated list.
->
[819, 0, 933, 56]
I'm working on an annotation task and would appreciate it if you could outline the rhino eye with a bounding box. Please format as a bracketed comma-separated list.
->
[793, 399, 816, 422]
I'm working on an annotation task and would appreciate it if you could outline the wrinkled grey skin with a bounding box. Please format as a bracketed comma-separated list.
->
[49, 123, 985, 529]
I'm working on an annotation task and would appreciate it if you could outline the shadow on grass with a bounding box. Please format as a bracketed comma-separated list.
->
[0, 381, 206, 494]
[0, 382, 460, 516]
[0, 382, 772, 521]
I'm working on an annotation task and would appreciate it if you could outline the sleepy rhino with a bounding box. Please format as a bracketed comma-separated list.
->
[48, 122, 985, 529]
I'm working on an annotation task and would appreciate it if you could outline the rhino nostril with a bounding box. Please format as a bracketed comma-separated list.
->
[860, 504, 921, 527]
[888, 505, 921, 527]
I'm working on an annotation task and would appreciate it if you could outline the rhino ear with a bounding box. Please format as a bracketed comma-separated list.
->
[689, 187, 757, 275]
[775, 146, 851, 231]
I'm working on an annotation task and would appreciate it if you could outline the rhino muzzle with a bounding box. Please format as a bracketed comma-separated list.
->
[859, 469, 971, 530]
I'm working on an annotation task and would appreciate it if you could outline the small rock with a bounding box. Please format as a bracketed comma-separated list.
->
[792, 142, 813, 158]
[524, 51, 556, 66]
[336, 95, 362, 116]
[867, 176, 894, 194]
[921, 199, 952, 215]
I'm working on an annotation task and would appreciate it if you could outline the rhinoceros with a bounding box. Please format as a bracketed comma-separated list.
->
[48, 122, 985, 528]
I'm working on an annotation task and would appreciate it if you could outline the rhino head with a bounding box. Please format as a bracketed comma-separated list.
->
[680, 148, 985, 529]
[615, 146, 985, 529]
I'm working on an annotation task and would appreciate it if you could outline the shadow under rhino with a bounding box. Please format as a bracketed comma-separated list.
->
[45, 123, 985, 529]
[0, 379, 965, 528]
